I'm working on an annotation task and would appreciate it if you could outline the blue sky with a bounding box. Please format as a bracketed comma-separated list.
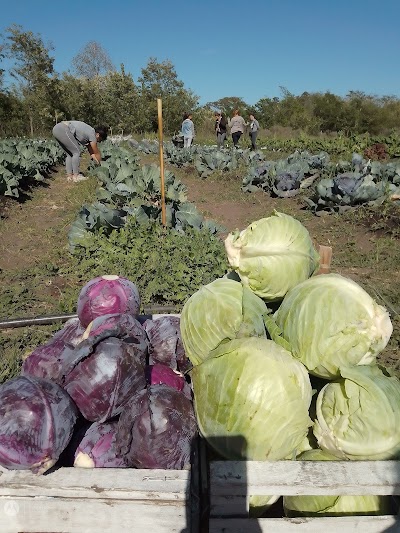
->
[1, 0, 399, 105]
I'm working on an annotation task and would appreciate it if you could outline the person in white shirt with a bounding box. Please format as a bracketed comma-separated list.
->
[248, 114, 260, 150]
[181, 113, 195, 148]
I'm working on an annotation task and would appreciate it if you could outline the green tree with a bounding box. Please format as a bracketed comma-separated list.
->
[311, 92, 347, 132]
[138, 58, 198, 134]
[71, 41, 115, 79]
[343, 91, 383, 135]
[254, 96, 280, 128]
[204, 96, 250, 120]
[99, 65, 140, 134]
[4, 24, 56, 135]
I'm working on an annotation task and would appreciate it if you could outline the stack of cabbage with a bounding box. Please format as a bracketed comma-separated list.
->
[181, 210, 398, 517]
[0, 275, 197, 474]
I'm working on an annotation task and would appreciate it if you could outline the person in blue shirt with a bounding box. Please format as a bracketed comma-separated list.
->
[181, 113, 195, 148]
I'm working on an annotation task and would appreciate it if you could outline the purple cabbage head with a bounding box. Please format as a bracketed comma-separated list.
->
[117, 385, 197, 469]
[146, 364, 192, 400]
[74, 419, 128, 468]
[62, 336, 146, 422]
[0, 375, 78, 474]
[77, 275, 141, 328]
[143, 316, 190, 372]
[83, 313, 148, 355]
[22, 318, 85, 384]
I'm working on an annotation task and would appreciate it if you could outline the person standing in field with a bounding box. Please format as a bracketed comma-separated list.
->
[181, 113, 195, 148]
[248, 114, 260, 150]
[214, 111, 228, 149]
[52, 121, 108, 182]
[228, 109, 246, 148]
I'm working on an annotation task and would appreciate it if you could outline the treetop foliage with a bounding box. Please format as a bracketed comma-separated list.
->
[1, 25, 400, 138]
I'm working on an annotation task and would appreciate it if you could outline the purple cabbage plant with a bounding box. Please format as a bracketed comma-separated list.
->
[117, 385, 197, 469]
[74, 419, 128, 468]
[0, 375, 78, 474]
[77, 275, 140, 328]
[62, 334, 147, 422]
[143, 315, 190, 372]
[22, 318, 85, 384]
[146, 364, 192, 400]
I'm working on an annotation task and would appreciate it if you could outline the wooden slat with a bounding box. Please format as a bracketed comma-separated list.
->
[210, 461, 400, 496]
[0, 467, 189, 501]
[209, 516, 400, 533]
[0, 497, 189, 533]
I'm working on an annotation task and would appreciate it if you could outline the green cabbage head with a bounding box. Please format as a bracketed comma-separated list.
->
[284, 449, 394, 517]
[314, 365, 400, 460]
[266, 273, 393, 379]
[224, 211, 319, 301]
[180, 278, 268, 366]
[192, 337, 312, 460]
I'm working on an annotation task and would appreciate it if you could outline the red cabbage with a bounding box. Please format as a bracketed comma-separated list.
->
[74, 419, 128, 468]
[62, 336, 146, 422]
[0, 375, 78, 474]
[83, 313, 148, 360]
[146, 364, 192, 400]
[77, 275, 140, 328]
[143, 316, 190, 372]
[117, 385, 197, 469]
[22, 318, 85, 384]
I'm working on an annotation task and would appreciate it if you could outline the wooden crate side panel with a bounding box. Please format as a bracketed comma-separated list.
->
[210, 460, 400, 497]
[0, 497, 189, 533]
[0, 467, 190, 501]
[209, 516, 400, 533]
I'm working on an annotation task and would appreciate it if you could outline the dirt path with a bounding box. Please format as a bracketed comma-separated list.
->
[0, 169, 96, 271]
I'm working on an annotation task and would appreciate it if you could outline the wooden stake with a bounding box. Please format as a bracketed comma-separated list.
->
[157, 98, 167, 227]
[317, 245, 333, 275]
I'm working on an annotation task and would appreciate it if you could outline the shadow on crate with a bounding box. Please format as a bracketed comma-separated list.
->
[197, 435, 263, 533]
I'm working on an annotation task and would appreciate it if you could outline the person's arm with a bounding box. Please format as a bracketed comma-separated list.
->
[88, 141, 101, 163]
[191, 121, 195, 137]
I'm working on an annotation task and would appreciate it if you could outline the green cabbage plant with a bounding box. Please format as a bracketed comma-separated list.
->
[224, 212, 320, 302]
[180, 278, 268, 366]
[266, 273, 393, 379]
[192, 337, 312, 460]
[314, 365, 400, 460]
[283, 449, 394, 517]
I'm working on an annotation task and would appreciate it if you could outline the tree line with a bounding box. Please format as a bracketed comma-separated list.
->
[1, 24, 400, 138]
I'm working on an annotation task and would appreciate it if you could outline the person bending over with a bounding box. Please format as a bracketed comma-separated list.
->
[52, 121, 108, 182]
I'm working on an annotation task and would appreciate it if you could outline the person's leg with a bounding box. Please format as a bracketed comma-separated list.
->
[52, 123, 82, 178]
[183, 137, 189, 148]
[252, 132, 258, 150]
[187, 136, 193, 147]
[232, 132, 241, 147]
[250, 132, 256, 150]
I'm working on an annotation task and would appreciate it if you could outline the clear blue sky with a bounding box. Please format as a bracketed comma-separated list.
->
[1, 0, 399, 105]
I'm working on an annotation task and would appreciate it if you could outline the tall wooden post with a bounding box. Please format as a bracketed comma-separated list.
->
[157, 98, 167, 227]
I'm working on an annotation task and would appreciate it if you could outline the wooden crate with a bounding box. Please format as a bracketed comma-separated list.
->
[208, 460, 400, 532]
[0, 462, 199, 533]
[0, 411, 199, 533]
